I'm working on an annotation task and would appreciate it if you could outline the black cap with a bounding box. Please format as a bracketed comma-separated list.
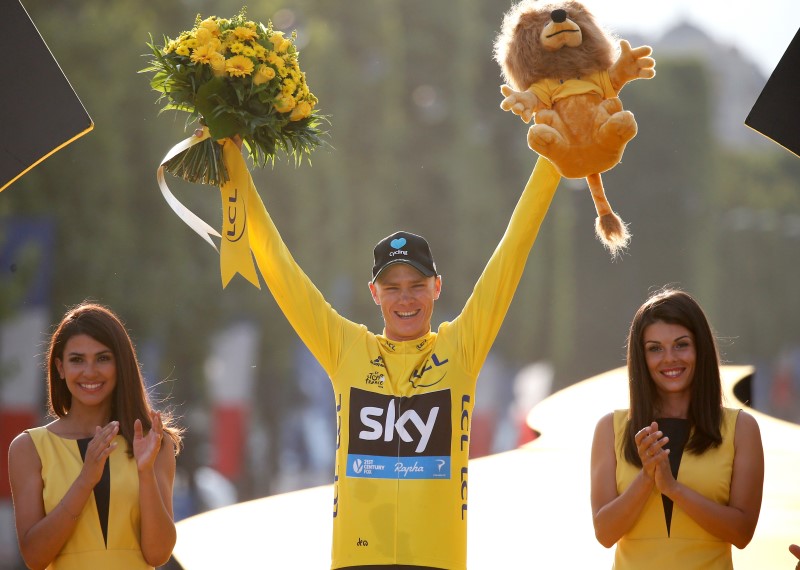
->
[371, 231, 437, 283]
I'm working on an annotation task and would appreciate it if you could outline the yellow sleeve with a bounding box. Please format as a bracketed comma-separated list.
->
[597, 70, 619, 98]
[529, 79, 554, 109]
[244, 183, 360, 376]
[450, 156, 560, 376]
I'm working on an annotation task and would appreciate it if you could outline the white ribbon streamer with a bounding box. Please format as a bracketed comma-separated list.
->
[156, 130, 221, 251]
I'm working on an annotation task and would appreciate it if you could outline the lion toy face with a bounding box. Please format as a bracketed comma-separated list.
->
[496, 0, 616, 92]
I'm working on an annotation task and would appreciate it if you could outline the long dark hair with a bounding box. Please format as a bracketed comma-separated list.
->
[623, 288, 722, 466]
[46, 302, 182, 456]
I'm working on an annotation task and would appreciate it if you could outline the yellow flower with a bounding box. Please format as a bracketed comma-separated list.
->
[210, 53, 227, 77]
[225, 55, 255, 77]
[281, 78, 297, 95]
[190, 44, 218, 65]
[175, 44, 191, 57]
[195, 27, 213, 46]
[184, 38, 198, 49]
[266, 52, 285, 70]
[233, 26, 259, 42]
[199, 17, 220, 36]
[229, 41, 246, 55]
[241, 45, 256, 58]
[253, 64, 276, 85]
[253, 44, 267, 61]
[273, 93, 296, 113]
[289, 100, 311, 121]
[270, 32, 290, 53]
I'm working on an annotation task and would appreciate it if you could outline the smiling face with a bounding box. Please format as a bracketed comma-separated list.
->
[643, 321, 696, 402]
[369, 263, 442, 342]
[55, 333, 117, 412]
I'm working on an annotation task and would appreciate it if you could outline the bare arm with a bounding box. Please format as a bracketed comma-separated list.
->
[135, 412, 177, 567]
[656, 411, 764, 549]
[591, 415, 669, 547]
[9, 424, 118, 570]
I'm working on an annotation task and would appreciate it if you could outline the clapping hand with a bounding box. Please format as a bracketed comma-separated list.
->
[635, 421, 670, 480]
[133, 412, 163, 473]
[79, 421, 119, 486]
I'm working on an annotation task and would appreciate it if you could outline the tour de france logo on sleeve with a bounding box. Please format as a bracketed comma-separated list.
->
[347, 388, 452, 480]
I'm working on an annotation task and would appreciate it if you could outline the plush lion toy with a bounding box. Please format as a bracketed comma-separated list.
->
[494, 0, 655, 256]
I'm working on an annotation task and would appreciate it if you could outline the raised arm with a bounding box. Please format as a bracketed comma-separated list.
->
[654, 411, 764, 549]
[451, 156, 559, 375]
[8, 424, 119, 570]
[243, 161, 357, 375]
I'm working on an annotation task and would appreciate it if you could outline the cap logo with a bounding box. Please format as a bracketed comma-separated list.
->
[390, 238, 407, 249]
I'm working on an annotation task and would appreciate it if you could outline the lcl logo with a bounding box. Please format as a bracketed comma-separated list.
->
[223, 186, 246, 242]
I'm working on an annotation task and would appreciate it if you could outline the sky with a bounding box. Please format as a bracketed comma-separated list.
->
[585, 0, 799, 77]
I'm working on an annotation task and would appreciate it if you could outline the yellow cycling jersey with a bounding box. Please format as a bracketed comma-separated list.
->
[246, 157, 560, 569]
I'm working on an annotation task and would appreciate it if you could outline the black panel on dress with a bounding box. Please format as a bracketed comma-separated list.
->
[77, 438, 111, 548]
[656, 418, 690, 537]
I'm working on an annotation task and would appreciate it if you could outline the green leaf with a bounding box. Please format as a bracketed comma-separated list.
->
[195, 78, 243, 139]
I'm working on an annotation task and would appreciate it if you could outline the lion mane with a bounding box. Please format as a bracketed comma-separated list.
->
[494, 0, 617, 91]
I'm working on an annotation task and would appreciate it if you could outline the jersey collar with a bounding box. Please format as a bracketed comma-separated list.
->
[378, 330, 436, 353]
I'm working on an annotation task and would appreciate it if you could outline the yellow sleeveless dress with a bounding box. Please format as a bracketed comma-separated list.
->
[27, 427, 151, 569]
[612, 408, 739, 570]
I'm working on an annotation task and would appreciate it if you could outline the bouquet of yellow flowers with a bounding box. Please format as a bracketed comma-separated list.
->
[143, 8, 326, 185]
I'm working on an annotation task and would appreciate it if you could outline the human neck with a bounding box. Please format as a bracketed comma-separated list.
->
[62, 404, 113, 435]
[655, 395, 689, 419]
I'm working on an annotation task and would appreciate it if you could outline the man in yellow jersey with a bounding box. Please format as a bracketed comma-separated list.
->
[245, 156, 560, 569]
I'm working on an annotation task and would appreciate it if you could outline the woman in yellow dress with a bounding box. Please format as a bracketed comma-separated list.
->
[590, 288, 764, 569]
[8, 302, 182, 569]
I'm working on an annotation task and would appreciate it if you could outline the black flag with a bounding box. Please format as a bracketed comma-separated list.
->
[745, 27, 800, 158]
[0, 0, 93, 192]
